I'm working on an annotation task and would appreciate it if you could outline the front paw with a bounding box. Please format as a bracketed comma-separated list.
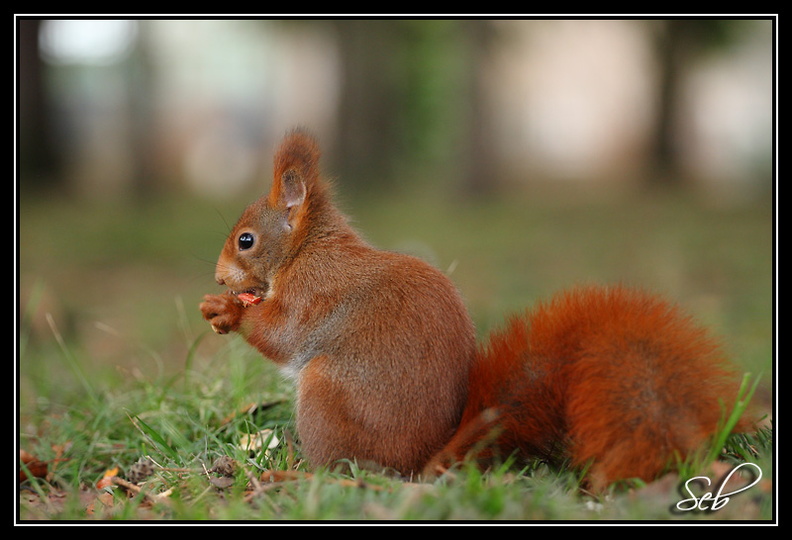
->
[200, 293, 244, 334]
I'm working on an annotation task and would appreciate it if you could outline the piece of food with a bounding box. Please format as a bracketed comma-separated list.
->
[238, 292, 262, 307]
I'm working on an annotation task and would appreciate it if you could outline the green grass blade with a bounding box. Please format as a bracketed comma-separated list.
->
[706, 372, 762, 464]
[129, 414, 180, 462]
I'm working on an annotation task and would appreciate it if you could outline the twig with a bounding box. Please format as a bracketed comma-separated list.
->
[110, 476, 171, 506]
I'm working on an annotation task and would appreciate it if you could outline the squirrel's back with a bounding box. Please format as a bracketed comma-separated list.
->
[431, 285, 748, 488]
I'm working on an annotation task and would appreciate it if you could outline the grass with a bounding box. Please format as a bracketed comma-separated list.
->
[18, 328, 774, 522]
[17, 184, 774, 522]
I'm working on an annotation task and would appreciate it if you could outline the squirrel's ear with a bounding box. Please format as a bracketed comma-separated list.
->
[279, 169, 306, 210]
[268, 129, 319, 225]
[275, 169, 306, 230]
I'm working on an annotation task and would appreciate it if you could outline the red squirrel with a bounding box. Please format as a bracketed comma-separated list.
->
[200, 129, 751, 488]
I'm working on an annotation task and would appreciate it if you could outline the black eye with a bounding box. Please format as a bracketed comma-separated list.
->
[238, 232, 255, 250]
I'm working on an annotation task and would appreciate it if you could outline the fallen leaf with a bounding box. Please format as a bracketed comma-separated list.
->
[87, 491, 116, 515]
[19, 449, 48, 482]
[96, 467, 120, 490]
[208, 476, 235, 489]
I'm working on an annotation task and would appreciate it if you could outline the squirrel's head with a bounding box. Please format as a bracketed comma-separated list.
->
[214, 129, 330, 298]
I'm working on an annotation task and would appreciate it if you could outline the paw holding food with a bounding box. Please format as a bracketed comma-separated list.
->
[200, 293, 246, 334]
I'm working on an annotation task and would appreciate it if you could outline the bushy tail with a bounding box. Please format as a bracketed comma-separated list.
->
[426, 285, 753, 489]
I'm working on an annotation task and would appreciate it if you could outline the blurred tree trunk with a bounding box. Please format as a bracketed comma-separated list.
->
[126, 21, 159, 200]
[649, 20, 685, 186]
[457, 20, 498, 196]
[648, 19, 747, 187]
[18, 19, 60, 189]
[329, 20, 500, 196]
[330, 20, 405, 190]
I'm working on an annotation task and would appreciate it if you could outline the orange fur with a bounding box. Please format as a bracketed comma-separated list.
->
[201, 129, 475, 473]
[427, 286, 750, 489]
[202, 130, 752, 486]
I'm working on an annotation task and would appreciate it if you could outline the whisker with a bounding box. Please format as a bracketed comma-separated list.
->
[214, 206, 233, 234]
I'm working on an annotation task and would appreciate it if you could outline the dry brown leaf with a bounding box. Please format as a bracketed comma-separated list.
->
[19, 449, 49, 482]
[96, 467, 120, 490]
[86, 491, 117, 515]
[208, 476, 236, 489]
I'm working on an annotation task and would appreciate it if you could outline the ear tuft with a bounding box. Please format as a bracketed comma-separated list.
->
[269, 128, 321, 209]
[273, 129, 320, 185]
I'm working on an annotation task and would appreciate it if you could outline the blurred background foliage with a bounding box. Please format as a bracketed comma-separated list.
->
[19, 19, 774, 197]
[17, 18, 774, 412]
